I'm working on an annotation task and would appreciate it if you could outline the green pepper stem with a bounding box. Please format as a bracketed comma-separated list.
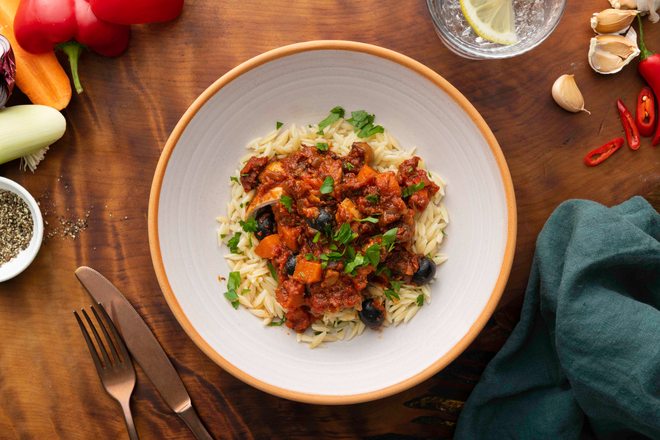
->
[637, 14, 655, 61]
[55, 41, 89, 94]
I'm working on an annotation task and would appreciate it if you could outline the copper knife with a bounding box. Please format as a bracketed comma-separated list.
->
[75, 266, 213, 440]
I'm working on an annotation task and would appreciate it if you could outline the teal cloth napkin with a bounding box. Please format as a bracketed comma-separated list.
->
[455, 197, 660, 440]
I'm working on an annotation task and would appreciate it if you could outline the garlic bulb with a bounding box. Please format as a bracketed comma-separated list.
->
[591, 9, 639, 34]
[552, 75, 589, 113]
[588, 28, 640, 74]
[609, 0, 660, 23]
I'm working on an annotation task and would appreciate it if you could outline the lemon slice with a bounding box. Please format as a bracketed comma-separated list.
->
[460, 0, 517, 45]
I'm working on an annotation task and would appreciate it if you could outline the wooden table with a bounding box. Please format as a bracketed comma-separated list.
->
[2, 0, 659, 438]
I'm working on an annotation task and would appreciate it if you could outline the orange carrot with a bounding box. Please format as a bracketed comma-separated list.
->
[0, 0, 71, 110]
[254, 234, 281, 259]
[292, 259, 322, 284]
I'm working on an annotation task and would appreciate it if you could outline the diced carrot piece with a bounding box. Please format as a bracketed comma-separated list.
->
[292, 259, 323, 284]
[254, 234, 281, 258]
[357, 165, 377, 185]
[278, 226, 299, 251]
[375, 171, 401, 197]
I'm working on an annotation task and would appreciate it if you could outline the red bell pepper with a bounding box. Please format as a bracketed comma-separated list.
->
[13, 0, 130, 94]
[616, 99, 641, 150]
[636, 87, 656, 137]
[637, 15, 660, 147]
[585, 138, 624, 166]
[89, 0, 184, 25]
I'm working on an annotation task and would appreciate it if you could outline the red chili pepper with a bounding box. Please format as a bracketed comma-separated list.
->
[636, 86, 656, 137]
[88, 0, 184, 25]
[617, 99, 641, 150]
[637, 15, 660, 147]
[13, 0, 130, 94]
[585, 138, 624, 166]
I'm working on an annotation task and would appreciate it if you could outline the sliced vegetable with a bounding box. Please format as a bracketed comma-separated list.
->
[584, 137, 624, 166]
[0, 105, 66, 172]
[636, 87, 656, 137]
[292, 259, 323, 284]
[0, 36, 15, 108]
[617, 99, 640, 150]
[0, 0, 71, 110]
[636, 16, 660, 147]
[254, 233, 281, 258]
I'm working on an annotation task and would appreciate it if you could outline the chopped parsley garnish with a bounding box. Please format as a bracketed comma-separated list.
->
[345, 245, 355, 260]
[316, 143, 329, 151]
[268, 316, 287, 326]
[238, 218, 258, 248]
[344, 254, 365, 274]
[220, 234, 226, 239]
[384, 289, 400, 301]
[227, 233, 242, 254]
[321, 261, 328, 269]
[223, 271, 242, 309]
[442, 230, 447, 236]
[333, 223, 358, 245]
[382, 227, 398, 251]
[329, 243, 338, 250]
[347, 110, 385, 139]
[230, 176, 239, 183]
[365, 194, 379, 204]
[354, 216, 379, 224]
[241, 173, 249, 177]
[313, 232, 321, 243]
[305, 254, 315, 261]
[280, 195, 294, 213]
[376, 266, 392, 277]
[276, 121, 283, 129]
[239, 203, 244, 208]
[317, 106, 345, 134]
[390, 280, 403, 293]
[402, 181, 425, 198]
[267, 262, 278, 282]
[416, 294, 424, 307]
[346, 163, 355, 171]
[319, 176, 334, 194]
[365, 243, 382, 267]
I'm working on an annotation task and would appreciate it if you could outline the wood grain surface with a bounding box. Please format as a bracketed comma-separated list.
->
[2, 0, 659, 438]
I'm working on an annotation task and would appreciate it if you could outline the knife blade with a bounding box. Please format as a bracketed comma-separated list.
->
[75, 266, 213, 440]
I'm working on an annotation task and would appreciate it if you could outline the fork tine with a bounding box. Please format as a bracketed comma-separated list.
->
[91, 305, 120, 365]
[74, 311, 104, 376]
[81, 308, 113, 368]
[97, 302, 131, 364]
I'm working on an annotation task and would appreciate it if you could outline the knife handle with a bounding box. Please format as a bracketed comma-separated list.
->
[178, 404, 213, 440]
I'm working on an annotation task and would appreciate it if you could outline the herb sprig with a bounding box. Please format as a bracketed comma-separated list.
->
[223, 271, 242, 309]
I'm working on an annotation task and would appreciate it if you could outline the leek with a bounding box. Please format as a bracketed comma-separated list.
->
[0, 105, 66, 172]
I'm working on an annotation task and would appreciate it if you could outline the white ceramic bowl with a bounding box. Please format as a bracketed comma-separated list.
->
[149, 41, 516, 404]
[0, 177, 43, 283]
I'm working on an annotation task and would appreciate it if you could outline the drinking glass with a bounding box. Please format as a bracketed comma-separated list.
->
[427, 0, 568, 60]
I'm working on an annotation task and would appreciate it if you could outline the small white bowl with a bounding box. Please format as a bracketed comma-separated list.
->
[0, 177, 43, 282]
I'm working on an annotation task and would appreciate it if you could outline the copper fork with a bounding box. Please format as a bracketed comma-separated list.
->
[74, 304, 139, 440]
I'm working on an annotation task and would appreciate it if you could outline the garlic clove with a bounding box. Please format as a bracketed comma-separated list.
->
[591, 9, 639, 34]
[588, 30, 640, 74]
[552, 75, 590, 114]
[608, 0, 638, 10]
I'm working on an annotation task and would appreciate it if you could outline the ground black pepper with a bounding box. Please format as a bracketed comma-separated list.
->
[0, 189, 34, 266]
